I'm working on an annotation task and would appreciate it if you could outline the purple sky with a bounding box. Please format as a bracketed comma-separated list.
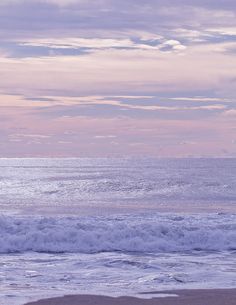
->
[0, 0, 236, 157]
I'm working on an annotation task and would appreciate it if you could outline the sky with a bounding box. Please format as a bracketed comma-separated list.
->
[0, 0, 236, 157]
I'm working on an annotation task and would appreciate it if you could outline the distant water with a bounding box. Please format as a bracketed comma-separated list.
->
[0, 158, 236, 305]
[0, 158, 236, 214]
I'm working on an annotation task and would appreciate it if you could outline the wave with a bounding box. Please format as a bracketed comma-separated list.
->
[0, 213, 235, 254]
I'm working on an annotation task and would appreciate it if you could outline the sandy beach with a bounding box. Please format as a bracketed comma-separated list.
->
[24, 289, 236, 305]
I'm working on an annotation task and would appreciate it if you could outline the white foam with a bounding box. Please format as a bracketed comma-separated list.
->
[0, 213, 235, 254]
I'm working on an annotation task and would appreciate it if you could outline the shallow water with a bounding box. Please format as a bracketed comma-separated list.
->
[2, 249, 236, 305]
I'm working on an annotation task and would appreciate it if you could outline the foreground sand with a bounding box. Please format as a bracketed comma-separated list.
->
[24, 289, 236, 305]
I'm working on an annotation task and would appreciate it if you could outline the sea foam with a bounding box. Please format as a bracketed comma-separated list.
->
[0, 213, 235, 254]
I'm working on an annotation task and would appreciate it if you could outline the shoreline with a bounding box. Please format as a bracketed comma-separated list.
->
[24, 289, 236, 305]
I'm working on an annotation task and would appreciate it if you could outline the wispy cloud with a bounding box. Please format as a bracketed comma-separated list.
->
[168, 97, 232, 103]
[223, 109, 236, 116]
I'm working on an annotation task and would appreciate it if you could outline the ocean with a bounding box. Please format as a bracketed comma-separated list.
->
[0, 158, 236, 304]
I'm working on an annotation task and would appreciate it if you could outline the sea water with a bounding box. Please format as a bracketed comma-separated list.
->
[0, 158, 235, 305]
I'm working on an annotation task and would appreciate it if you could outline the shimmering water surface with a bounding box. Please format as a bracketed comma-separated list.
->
[0, 158, 235, 305]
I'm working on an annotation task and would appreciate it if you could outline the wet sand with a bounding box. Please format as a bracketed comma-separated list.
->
[24, 289, 236, 305]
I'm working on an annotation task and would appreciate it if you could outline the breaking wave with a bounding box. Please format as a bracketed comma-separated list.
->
[0, 213, 235, 254]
